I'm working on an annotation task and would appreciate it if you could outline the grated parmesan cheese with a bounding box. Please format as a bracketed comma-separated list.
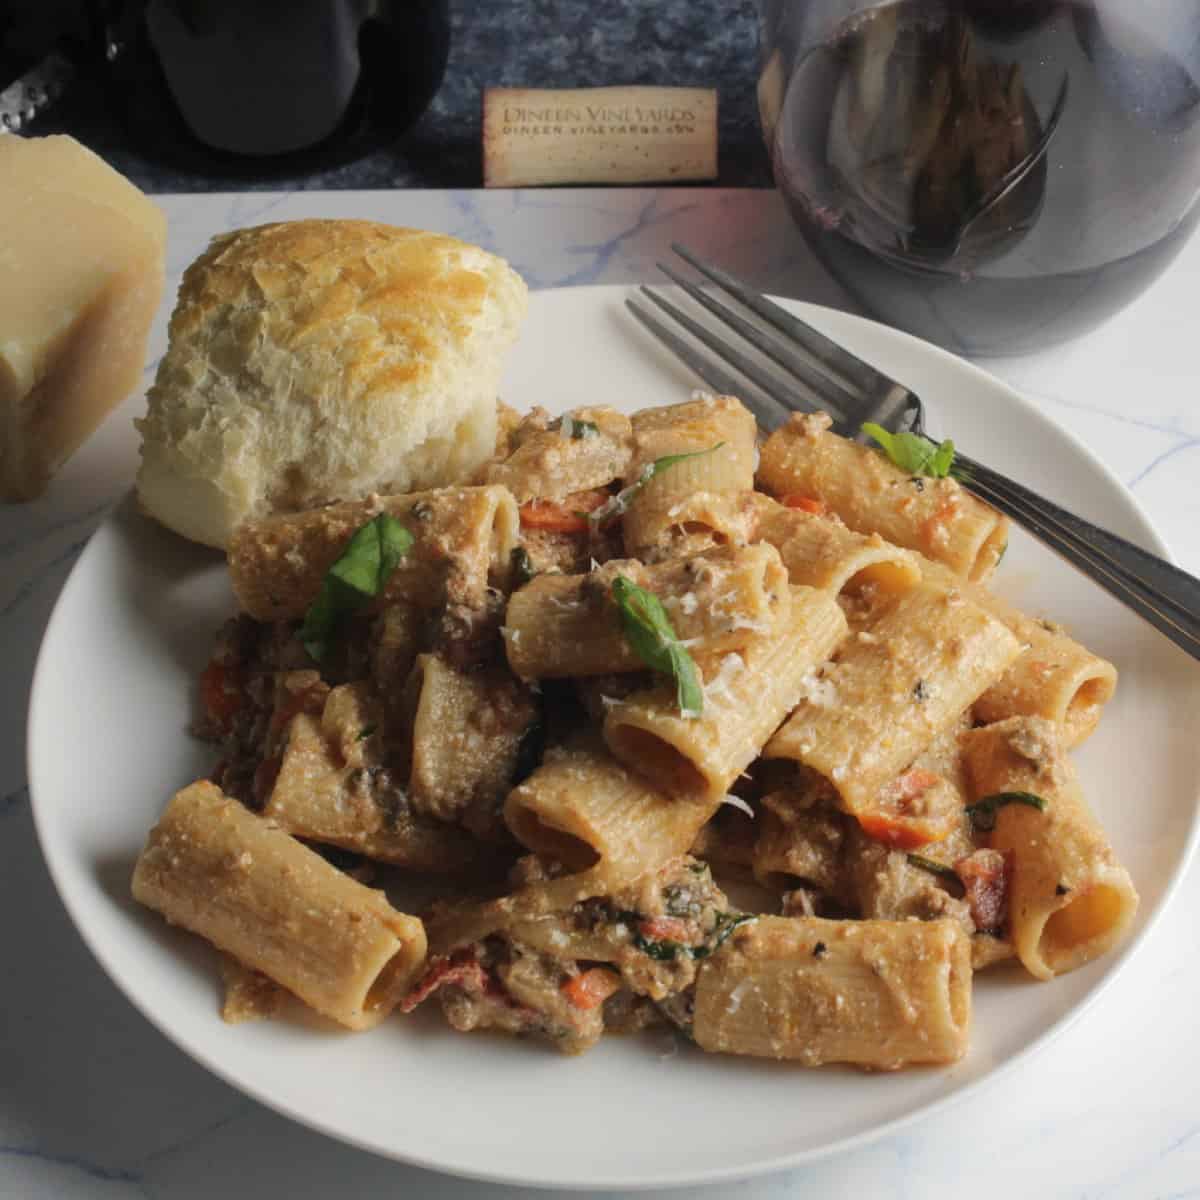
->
[720, 794, 755, 819]
[796, 670, 839, 708]
[703, 652, 746, 705]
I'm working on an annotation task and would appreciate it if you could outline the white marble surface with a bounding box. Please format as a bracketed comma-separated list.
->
[3, 189, 1199, 1200]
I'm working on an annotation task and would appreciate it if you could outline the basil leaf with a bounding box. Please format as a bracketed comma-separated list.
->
[611, 575, 703, 717]
[965, 791, 1046, 833]
[906, 853, 960, 883]
[862, 422, 956, 479]
[589, 442, 725, 525]
[301, 514, 413, 662]
[691, 912, 755, 960]
[623, 909, 754, 962]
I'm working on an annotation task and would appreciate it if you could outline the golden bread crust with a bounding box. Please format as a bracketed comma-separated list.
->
[136, 219, 527, 548]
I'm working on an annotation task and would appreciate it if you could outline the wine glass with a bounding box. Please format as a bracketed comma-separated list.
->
[757, 0, 1200, 355]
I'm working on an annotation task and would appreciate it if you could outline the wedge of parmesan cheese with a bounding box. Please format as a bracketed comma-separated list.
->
[0, 135, 166, 500]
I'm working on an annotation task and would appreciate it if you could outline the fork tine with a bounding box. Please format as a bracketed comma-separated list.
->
[623, 298, 790, 430]
[654, 259, 862, 425]
[670, 242, 896, 399]
[634, 285, 837, 427]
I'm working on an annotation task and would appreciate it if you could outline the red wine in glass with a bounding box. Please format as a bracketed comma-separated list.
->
[766, 0, 1200, 354]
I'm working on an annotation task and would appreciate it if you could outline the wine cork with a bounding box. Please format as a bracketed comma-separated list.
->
[483, 86, 718, 187]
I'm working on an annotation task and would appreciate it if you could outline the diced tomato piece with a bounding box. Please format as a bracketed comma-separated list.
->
[200, 661, 243, 733]
[858, 769, 954, 849]
[637, 915, 691, 943]
[956, 849, 1012, 932]
[782, 493, 827, 516]
[400, 952, 490, 1013]
[518, 489, 611, 534]
[561, 967, 622, 1010]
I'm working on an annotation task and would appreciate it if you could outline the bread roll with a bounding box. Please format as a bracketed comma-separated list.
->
[136, 220, 527, 548]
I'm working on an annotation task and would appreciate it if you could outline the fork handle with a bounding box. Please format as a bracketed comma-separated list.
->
[955, 453, 1200, 661]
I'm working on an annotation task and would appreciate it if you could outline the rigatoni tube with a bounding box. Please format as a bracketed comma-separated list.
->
[753, 494, 922, 599]
[920, 556, 1117, 748]
[503, 738, 714, 882]
[503, 542, 791, 679]
[961, 716, 1138, 980]
[765, 582, 1021, 814]
[693, 915, 972, 1068]
[483, 405, 632, 502]
[132, 781, 427, 1030]
[622, 393, 757, 555]
[265, 700, 486, 873]
[757, 411, 1008, 582]
[604, 585, 848, 802]
[228, 484, 519, 621]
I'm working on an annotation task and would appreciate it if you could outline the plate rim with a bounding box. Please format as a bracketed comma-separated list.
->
[27, 286, 1200, 1190]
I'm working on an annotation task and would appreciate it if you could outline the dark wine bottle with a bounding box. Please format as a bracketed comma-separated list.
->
[91, 0, 449, 175]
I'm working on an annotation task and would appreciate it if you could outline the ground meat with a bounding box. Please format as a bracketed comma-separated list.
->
[567, 857, 738, 1002]
[431, 588, 507, 672]
[656, 988, 696, 1036]
[404, 940, 606, 1055]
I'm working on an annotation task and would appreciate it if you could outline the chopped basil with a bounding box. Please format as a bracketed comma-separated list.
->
[510, 545, 537, 587]
[588, 442, 725, 525]
[906, 853, 960, 883]
[611, 575, 703, 717]
[300, 514, 413, 662]
[965, 791, 1046, 833]
[692, 912, 755, 960]
[862, 422, 956, 479]
[357, 724, 377, 741]
[632, 929, 685, 961]
[812, 941, 827, 959]
[560, 415, 599, 440]
[625, 910, 754, 962]
[996, 541, 1009, 565]
[912, 679, 930, 702]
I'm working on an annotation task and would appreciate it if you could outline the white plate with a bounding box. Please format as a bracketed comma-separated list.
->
[28, 286, 1200, 1190]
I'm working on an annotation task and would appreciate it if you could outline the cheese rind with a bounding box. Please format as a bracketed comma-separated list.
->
[0, 135, 166, 500]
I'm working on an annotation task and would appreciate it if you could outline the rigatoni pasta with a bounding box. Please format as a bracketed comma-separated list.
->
[765, 582, 1021, 814]
[692, 916, 972, 1068]
[758, 411, 1009, 581]
[504, 738, 714, 881]
[604, 584, 847, 802]
[228, 484, 519, 621]
[484, 405, 633, 502]
[503, 543, 790, 679]
[132, 781, 427, 1030]
[133, 386, 1135, 1072]
[962, 716, 1138, 979]
[623, 393, 757, 556]
[753, 494, 922, 600]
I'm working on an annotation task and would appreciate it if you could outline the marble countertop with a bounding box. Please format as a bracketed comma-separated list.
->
[3, 188, 1200, 1200]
